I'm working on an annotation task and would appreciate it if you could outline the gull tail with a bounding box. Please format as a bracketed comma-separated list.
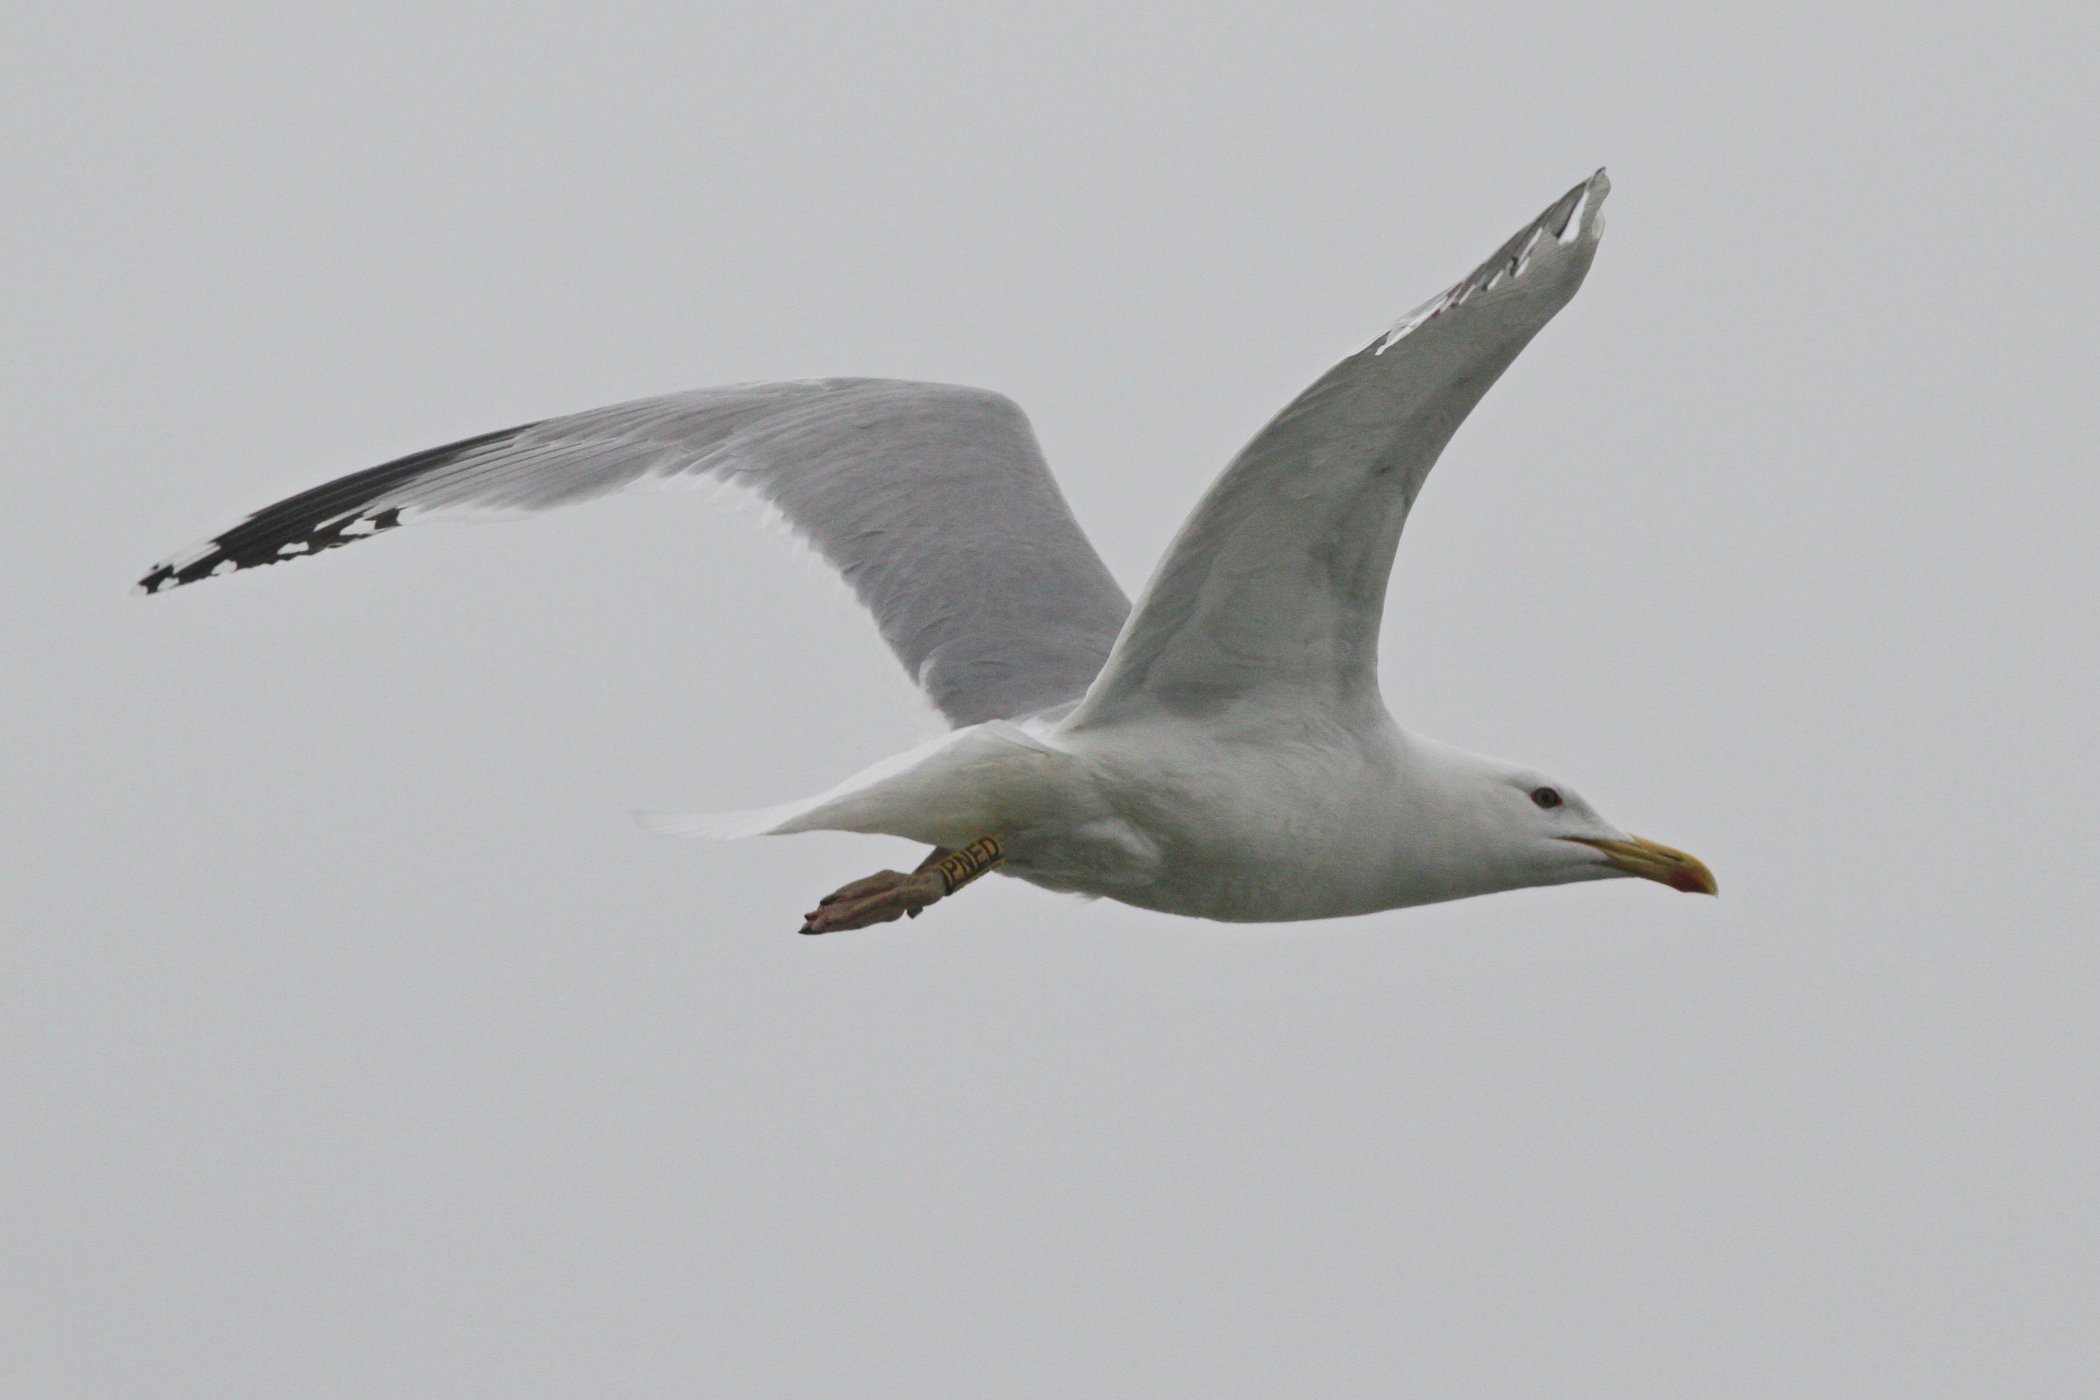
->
[633, 729, 976, 843]
[636, 721, 1060, 846]
[635, 800, 817, 840]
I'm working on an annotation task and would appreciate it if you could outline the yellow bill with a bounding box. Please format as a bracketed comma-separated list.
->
[1569, 835, 1718, 895]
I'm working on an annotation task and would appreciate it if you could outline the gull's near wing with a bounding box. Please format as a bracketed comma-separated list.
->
[1064, 171, 1609, 731]
[139, 379, 1131, 726]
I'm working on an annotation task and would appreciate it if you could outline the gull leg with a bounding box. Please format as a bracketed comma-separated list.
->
[799, 837, 1005, 935]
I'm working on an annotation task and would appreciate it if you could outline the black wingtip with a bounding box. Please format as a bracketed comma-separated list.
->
[133, 419, 535, 596]
[135, 504, 412, 595]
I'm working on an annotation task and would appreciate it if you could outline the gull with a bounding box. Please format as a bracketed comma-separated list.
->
[140, 169, 1715, 933]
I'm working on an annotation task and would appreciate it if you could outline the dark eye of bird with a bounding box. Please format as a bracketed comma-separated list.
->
[1531, 787, 1562, 810]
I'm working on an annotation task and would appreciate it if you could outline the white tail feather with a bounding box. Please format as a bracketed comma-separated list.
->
[634, 720, 1064, 847]
[634, 806, 800, 840]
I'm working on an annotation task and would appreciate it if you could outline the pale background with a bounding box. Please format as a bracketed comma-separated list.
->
[6, 2, 2096, 1395]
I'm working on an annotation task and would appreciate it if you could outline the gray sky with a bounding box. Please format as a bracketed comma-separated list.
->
[6, 2, 2096, 1395]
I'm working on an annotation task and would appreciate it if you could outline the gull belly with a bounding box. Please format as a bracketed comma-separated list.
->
[1012, 715, 1424, 924]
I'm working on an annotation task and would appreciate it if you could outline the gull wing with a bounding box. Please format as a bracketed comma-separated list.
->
[1063, 171, 1610, 730]
[139, 379, 1131, 726]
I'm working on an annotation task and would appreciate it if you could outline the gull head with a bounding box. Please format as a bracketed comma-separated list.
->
[1410, 744, 1718, 902]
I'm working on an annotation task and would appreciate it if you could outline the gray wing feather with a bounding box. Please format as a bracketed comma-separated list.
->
[1064, 171, 1609, 730]
[140, 379, 1131, 726]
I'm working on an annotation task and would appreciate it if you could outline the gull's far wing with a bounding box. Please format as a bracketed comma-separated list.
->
[140, 379, 1131, 726]
[1063, 171, 1610, 731]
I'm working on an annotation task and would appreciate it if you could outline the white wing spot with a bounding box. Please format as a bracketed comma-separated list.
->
[1513, 227, 1543, 277]
[1374, 291, 1451, 354]
[159, 541, 218, 574]
[1558, 187, 1590, 244]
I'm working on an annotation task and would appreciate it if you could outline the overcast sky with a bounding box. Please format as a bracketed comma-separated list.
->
[6, 2, 2096, 1395]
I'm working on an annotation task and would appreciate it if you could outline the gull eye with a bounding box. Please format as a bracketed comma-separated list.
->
[1530, 787, 1563, 810]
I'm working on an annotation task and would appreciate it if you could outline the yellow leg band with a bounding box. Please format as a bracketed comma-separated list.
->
[934, 837, 1004, 896]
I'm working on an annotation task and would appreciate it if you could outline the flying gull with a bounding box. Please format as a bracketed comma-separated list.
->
[141, 169, 1715, 933]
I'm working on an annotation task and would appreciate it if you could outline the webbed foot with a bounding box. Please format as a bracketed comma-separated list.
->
[799, 868, 947, 935]
[796, 837, 1006, 936]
